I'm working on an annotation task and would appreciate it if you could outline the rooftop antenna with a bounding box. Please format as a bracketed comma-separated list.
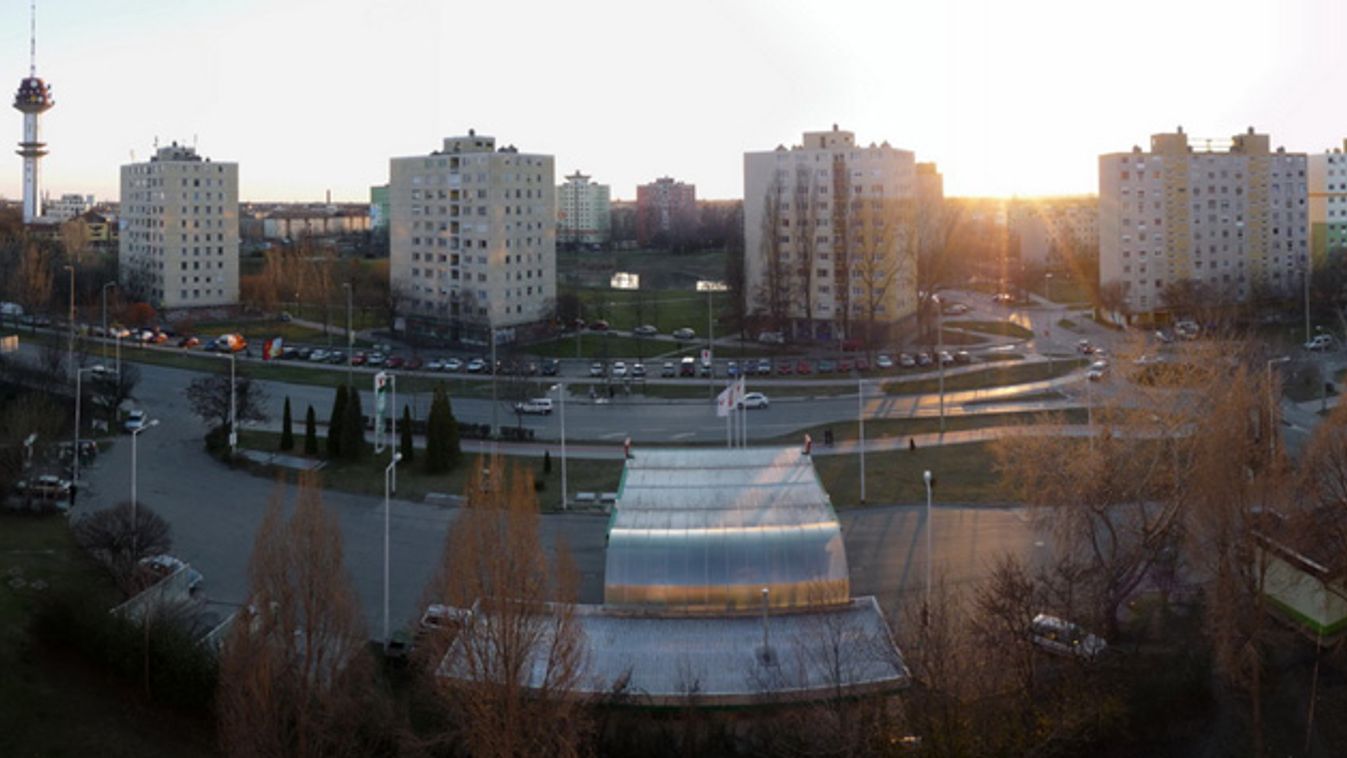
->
[29, 0, 36, 77]
[193, 133, 198, 149]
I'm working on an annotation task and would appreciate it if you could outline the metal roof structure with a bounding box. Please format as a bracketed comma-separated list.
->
[605, 447, 849, 611]
[438, 597, 909, 707]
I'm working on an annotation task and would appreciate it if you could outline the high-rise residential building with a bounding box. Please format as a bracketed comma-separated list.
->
[119, 142, 240, 309]
[1008, 196, 1099, 268]
[1099, 127, 1308, 319]
[635, 176, 697, 247]
[13, 3, 53, 224]
[556, 171, 610, 248]
[388, 131, 555, 343]
[744, 125, 919, 342]
[369, 184, 389, 231]
[1308, 141, 1347, 261]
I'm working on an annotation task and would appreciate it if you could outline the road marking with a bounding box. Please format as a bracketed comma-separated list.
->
[599, 431, 627, 440]
[670, 432, 695, 441]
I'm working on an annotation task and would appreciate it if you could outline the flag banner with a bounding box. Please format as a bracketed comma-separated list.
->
[716, 379, 744, 418]
[262, 336, 283, 361]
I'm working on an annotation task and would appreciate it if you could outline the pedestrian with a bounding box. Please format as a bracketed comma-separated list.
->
[909, 437, 916, 452]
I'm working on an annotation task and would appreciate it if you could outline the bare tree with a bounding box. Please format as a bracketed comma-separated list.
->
[13, 241, 53, 324]
[423, 456, 591, 758]
[755, 178, 792, 334]
[850, 194, 917, 350]
[71, 501, 173, 594]
[185, 365, 271, 433]
[216, 474, 387, 758]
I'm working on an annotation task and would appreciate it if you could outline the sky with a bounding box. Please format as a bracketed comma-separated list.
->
[2, 0, 1345, 203]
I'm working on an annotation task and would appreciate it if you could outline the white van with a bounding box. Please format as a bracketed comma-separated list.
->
[514, 398, 554, 415]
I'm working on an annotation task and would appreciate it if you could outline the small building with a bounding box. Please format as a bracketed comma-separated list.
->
[1256, 508, 1347, 643]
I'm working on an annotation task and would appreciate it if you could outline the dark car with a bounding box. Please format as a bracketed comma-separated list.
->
[351, 352, 367, 366]
[404, 356, 424, 370]
[777, 360, 794, 375]
[954, 350, 973, 364]
[855, 356, 871, 372]
[386, 356, 405, 369]
[836, 358, 852, 373]
[327, 351, 346, 364]
[589, 320, 610, 332]
[541, 358, 560, 376]
[817, 359, 837, 373]
[796, 359, 813, 375]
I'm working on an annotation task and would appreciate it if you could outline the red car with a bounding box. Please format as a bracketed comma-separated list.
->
[405, 356, 424, 370]
[351, 352, 367, 366]
[589, 320, 610, 332]
[796, 359, 813, 375]
[386, 356, 405, 369]
[855, 356, 871, 372]
[777, 361, 794, 375]
[838, 358, 854, 372]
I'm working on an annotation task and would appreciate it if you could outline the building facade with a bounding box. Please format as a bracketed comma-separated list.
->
[556, 171, 610, 248]
[44, 193, 93, 222]
[118, 142, 240, 309]
[635, 176, 697, 247]
[1099, 127, 1308, 319]
[1008, 195, 1099, 269]
[744, 126, 919, 342]
[1308, 141, 1347, 262]
[388, 131, 555, 343]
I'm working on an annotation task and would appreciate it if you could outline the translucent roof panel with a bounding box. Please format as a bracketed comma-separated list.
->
[604, 447, 849, 611]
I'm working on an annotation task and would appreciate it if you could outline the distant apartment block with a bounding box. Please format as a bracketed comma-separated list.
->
[556, 171, 610, 248]
[44, 192, 93, 221]
[1008, 196, 1098, 268]
[635, 176, 696, 247]
[119, 142, 240, 309]
[1099, 127, 1308, 319]
[239, 203, 370, 242]
[388, 131, 555, 343]
[370, 184, 389, 231]
[744, 126, 918, 342]
[1308, 141, 1347, 261]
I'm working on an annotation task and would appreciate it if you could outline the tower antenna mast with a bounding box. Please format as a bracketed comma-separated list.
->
[30, 0, 37, 77]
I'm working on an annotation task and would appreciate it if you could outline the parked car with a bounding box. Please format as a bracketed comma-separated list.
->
[631, 362, 646, 377]
[898, 353, 916, 369]
[632, 324, 658, 337]
[876, 354, 895, 369]
[855, 356, 870, 372]
[953, 350, 972, 364]
[514, 398, 554, 415]
[124, 409, 148, 433]
[16, 474, 72, 499]
[351, 352, 367, 366]
[661, 361, 677, 378]
[178, 336, 200, 349]
[327, 351, 347, 365]
[466, 358, 486, 373]
[589, 361, 605, 377]
[404, 356, 424, 370]
[427, 359, 445, 371]
[796, 359, 812, 375]
[138, 555, 204, 592]
[727, 361, 739, 378]
[942, 303, 970, 316]
[758, 331, 785, 345]
[819, 359, 838, 373]
[588, 319, 610, 332]
[680, 357, 696, 377]
[777, 360, 794, 376]
[1305, 334, 1334, 351]
[738, 392, 770, 410]
[385, 356, 405, 369]
[445, 357, 464, 372]
[367, 352, 387, 367]
[916, 352, 933, 367]
[672, 327, 696, 340]
[1029, 613, 1107, 659]
[612, 361, 628, 378]
[541, 358, 560, 376]
[756, 359, 773, 376]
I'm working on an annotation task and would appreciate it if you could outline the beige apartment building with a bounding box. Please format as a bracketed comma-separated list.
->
[744, 126, 918, 342]
[1099, 127, 1308, 320]
[119, 142, 240, 309]
[1308, 140, 1347, 261]
[389, 131, 555, 343]
[1008, 195, 1098, 269]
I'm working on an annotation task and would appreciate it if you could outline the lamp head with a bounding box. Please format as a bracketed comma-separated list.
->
[923, 470, 932, 484]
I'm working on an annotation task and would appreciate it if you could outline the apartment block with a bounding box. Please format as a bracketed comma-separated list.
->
[635, 176, 697, 247]
[1308, 141, 1347, 261]
[388, 131, 555, 343]
[744, 126, 918, 342]
[1099, 127, 1308, 318]
[118, 142, 240, 309]
[556, 170, 610, 248]
[1008, 196, 1098, 268]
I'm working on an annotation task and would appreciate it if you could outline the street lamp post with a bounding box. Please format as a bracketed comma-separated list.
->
[936, 296, 945, 433]
[342, 282, 354, 386]
[1304, 265, 1312, 344]
[923, 470, 934, 621]
[858, 375, 866, 504]
[552, 382, 568, 510]
[130, 419, 160, 538]
[1045, 272, 1054, 303]
[383, 452, 402, 647]
[100, 282, 115, 367]
[1267, 355, 1291, 459]
[72, 366, 101, 500]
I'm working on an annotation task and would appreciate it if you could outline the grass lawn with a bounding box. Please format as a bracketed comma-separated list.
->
[1029, 276, 1093, 304]
[916, 329, 988, 347]
[235, 431, 624, 508]
[525, 333, 681, 359]
[0, 514, 217, 757]
[944, 319, 1035, 339]
[814, 442, 1008, 506]
[193, 319, 374, 348]
[566, 287, 732, 335]
[780, 407, 1085, 446]
[1057, 318, 1078, 330]
[977, 352, 1026, 363]
[283, 302, 389, 332]
[885, 358, 1087, 395]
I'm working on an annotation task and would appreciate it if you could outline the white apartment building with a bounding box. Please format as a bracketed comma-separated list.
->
[119, 142, 239, 309]
[1099, 127, 1308, 319]
[557, 171, 610, 247]
[389, 131, 555, 342]
[744, 126, 918, 342]
[44, 193, 93, 222]
[1308, 140, 1347, 260]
